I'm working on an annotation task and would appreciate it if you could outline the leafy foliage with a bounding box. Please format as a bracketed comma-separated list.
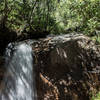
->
[0, 0, 100, 36]
[91, 92, 100, 100]
[56, 0, 100, 35]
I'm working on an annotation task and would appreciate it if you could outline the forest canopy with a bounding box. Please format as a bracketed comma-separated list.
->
[0, 0, 100, 36]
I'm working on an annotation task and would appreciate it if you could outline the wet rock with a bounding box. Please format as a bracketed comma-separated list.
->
[0, 27, 17, 55]
[0, 56, 5, 83]
[32, 34, 100, 100]
[0, 33, 100, 100]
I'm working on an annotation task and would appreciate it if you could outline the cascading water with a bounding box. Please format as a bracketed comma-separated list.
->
[0, 43, 37, 100]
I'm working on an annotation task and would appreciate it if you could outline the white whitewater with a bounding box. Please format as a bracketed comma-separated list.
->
[0, 43, 37, 100]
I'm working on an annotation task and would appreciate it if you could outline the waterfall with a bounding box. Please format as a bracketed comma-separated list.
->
[0, 43, 37, 100]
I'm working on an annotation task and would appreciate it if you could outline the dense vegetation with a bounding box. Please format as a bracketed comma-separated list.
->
[91, 92, 100, 100]
[0, 0, 100, 36]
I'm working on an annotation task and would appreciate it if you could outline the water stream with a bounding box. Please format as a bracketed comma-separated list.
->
[0, 43, 37, 100]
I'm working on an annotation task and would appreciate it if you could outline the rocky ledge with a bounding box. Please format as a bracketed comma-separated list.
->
[0, 34, 100, 100]
[31, 34, 100, 100]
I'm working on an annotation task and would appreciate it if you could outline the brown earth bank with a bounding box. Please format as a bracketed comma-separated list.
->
[0, 34, 100, 100]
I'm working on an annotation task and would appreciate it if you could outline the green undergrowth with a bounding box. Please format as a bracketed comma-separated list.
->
[91, 36, 100, 44]
[91, 92, 100, 100]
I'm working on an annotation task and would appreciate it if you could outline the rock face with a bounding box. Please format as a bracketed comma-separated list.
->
[0, 27, 17, 55]
[31, 34, 100, 100]
[0, 34, 100, 100]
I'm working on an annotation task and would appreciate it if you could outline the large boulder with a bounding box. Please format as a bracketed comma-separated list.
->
[31, 34, 100, 100]
[0, 34, 100, 100]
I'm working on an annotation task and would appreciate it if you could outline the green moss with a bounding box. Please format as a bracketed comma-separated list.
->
[91, 92, 100, 100]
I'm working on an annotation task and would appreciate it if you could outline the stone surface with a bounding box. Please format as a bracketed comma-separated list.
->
[31, 34, 100, 100]
[0, 28, 17, 55]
